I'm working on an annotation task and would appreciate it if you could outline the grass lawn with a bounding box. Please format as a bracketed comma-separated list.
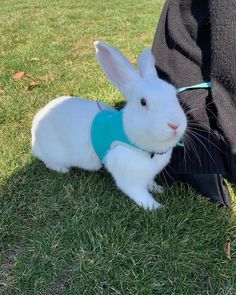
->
[0, 0, 236, 294]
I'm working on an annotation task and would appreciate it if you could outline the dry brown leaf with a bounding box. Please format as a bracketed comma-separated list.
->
[38, 76, 46, 81]
[25, 81, 40, 91]
[13, 71, 25, 80]
[224, 240, 231, 259]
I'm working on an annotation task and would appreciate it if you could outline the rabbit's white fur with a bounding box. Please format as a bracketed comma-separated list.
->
[32, 42, 187, 210]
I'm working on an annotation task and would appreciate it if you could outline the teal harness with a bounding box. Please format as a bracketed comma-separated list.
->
[91, 82, 212, 163]
[91, 109, 137, 164]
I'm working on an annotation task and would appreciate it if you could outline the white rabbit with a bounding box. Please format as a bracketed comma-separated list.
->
[31, 41, 187, 210]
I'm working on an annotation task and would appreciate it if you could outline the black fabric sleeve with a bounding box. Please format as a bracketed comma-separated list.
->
[152, 0, 236, 184]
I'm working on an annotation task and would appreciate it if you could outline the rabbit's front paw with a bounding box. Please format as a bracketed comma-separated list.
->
[148, 181, 164, 194]
[141, 199, 164, 210]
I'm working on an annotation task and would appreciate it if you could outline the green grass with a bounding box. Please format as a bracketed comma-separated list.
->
[0, 0, 236, 294]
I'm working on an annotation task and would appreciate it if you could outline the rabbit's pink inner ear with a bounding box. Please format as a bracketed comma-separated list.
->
[95, 42, 139, 91]
[138, 48, 158, 78]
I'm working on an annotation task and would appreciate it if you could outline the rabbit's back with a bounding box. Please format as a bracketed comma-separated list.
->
[32, 96, 111, 172]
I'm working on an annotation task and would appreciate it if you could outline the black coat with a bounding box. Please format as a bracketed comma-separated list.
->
[152, 0, 236, 185]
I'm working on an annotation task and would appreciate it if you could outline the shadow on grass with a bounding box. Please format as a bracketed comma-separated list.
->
[0, 158, 235, 294]
[0, 158, 131, 294]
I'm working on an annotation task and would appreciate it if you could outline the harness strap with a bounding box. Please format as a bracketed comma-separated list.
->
[176, 81, 212, 147]
[176, 82, 212, 94]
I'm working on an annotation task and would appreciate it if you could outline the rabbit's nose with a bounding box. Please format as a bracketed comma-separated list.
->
[168, 122, 179, 130]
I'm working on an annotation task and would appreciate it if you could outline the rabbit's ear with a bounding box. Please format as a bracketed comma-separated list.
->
[94, 41, 139, 91]
[138, 48, 158, 78]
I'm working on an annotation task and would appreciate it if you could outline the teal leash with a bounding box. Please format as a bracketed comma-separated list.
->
[176, 82, 212, 148]
[176, 82, 212, 94]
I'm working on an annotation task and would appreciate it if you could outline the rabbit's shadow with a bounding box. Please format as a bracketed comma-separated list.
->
[2, 157, 235, 230]
[1, 158, 117, 209]
[1, 158, 235, 282]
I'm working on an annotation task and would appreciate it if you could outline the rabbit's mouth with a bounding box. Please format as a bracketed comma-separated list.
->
[170, 131, 183, 141]
[166, 125, 186, 143]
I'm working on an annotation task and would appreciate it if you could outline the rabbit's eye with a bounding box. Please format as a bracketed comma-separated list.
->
[140, 98, 147, 107]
